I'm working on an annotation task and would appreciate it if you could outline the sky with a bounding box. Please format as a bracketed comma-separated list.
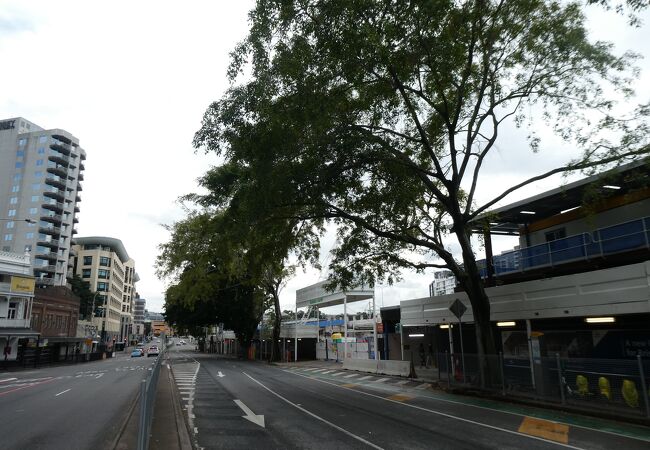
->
[1, 1, 648, 316]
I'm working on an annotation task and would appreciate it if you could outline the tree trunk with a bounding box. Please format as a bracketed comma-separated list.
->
[456, 227, 498, 387]
[269, 293, 282, 362]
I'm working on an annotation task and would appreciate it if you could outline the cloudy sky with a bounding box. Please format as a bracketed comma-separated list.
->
[1, 1, 648, 316]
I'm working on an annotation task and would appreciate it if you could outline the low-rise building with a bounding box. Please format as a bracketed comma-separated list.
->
[0, 250, 38, 362]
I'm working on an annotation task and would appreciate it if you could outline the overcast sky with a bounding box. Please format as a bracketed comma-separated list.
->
[1, 2, 648, 316]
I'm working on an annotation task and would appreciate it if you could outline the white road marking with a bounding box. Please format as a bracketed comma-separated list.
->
[234, 399, 265, 428]
[358, 376, 374, 381]
[322, 371, 334, 374]
[243, 372, 383, 449]
[415, 383, 430, 390]
[343, 374, 359, 379]
[396, 380, 410, 385]
[288, 371, 584, 449]
[330, 372, 344, 377]
[375, 378, 390, 383]
[312, 369, 327, 373]
[0, 378, 17, 383]
[55, 389, 71, 396]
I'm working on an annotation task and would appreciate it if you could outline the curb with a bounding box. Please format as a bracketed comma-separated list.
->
[166, 362, 194, 450]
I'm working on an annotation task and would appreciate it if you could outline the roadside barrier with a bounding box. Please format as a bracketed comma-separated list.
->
[137, 340, 167, 450]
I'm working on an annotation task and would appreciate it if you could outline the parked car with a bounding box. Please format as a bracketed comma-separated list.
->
[131, 348, 144, 357]
[147, 345, 159, 357]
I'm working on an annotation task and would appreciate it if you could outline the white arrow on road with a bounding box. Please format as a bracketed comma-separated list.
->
[217, 371, 225, 378]
[233, 399, 265, 428]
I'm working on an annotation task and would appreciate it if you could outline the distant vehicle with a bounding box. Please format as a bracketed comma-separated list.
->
[131, 348, 144, 357]
[179, 340, 186, 345]
[147, 345, 160, 357]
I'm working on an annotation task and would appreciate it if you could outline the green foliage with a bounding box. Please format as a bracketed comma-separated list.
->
[70, 274, 95, 319]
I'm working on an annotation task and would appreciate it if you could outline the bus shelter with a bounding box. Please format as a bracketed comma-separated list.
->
[295, 281, 376, 362]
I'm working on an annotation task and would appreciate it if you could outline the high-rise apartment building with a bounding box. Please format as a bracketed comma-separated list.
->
[0, 117, 86, 286]
[72, 237, 138, 344]
[133, 295, 146, 338]
[428, 269, 457, 297]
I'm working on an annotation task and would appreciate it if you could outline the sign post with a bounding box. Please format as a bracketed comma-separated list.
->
[449, 299, 467, 384]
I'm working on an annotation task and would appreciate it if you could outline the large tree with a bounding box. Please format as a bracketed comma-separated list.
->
[194, 0, 649, 382]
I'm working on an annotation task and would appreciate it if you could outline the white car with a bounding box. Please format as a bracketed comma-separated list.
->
[147, 345, 160, 357]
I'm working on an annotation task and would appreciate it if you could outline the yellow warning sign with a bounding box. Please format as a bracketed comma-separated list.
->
[518, 416, 569, 443]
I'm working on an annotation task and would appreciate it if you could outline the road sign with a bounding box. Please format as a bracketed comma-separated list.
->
[449, 299, 467, 320]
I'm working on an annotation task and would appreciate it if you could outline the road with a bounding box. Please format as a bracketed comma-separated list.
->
[0, 348, 159, 450]
[167, 344, 650, 450]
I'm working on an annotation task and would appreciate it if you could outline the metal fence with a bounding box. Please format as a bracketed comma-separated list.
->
[137, 340, 167, 450]
[430, 352, 650, 420]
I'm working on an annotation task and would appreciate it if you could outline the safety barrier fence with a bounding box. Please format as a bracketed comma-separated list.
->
[431, 352, 650, 420]
[477, 216, 650, 277]
[136, 340, 168, 450]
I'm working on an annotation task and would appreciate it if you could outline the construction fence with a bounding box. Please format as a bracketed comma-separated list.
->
[428, 352, 650, 421]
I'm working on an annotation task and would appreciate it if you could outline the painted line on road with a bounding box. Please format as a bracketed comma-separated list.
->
[55, 388, 71, 397]
[0, 377, 56, 397]
[288, 371, 584, 450]
[358, 376, 374, 381]
[0, 378, 18, 383]
[243, 372, 384, 450]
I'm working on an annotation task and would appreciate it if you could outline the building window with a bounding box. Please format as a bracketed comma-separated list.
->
[8, 302, 18, 320]
[10, 197, 18, 204]
[545, 228, 567, 242]
[99, 256, 111, 267]
[36, 159, 44, 166]
[18, 138, 26, 146]
[98, 269, 109, 279]
[7, 209, 16, 217]
[39, 136, 47, 143]
[2, 246, 10, 251]
[29, 207, 37, 214]
[34, 171, 43, 177]
[4, 234, 13, 241]
[11, 185, 19, 193]
[83, 255, 92, 265]
[31, 195, 39, 202]
[38, 147, 45, 154]
[15, 162, 23, 168]
[82, 269, 91, 278]
[6, 221, 14, 229]
[32, 183, 40, 190]
[16, 150, 24, 157]
[97, 282, 108, 292]
[24, 245, 32, 252]
[26, 232, 34, 239]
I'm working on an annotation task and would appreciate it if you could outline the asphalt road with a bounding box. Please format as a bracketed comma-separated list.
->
[0, 348, 159, 450]
[167, 345, 650, 450]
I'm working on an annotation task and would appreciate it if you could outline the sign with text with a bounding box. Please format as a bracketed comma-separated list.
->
[10, 276, 35, 294]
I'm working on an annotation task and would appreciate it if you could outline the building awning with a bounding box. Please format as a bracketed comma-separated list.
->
[470, 160, 650, 235]
[0, 328, 40, 338]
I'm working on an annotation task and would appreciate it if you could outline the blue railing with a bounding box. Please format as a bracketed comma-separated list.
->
[479, 216, 650, 278]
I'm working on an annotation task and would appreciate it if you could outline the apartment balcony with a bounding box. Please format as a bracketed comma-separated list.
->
[79, 161, 85, 171]
[35, 249, 59, 261]
[40, 213, 63, 224]
[75, 194, 81, 202]
[43, 188, 65, 201]
[77, 182, 83, 192]
[0, 318, 31, 328]
[38, 225, 61, 236]
[78, 172, 84, 181]
[44, 174, 66, 189]
[34, 264, 57, 273]
[47, 165, 68, 178]
[478, 216, 650, 281]
[42, 200, 64, 214]
[51, 135, 73, 148]
[49, 152, 70, 165]
[74, 205, 80, 213]
[34, 277, 56, 286]
[37, 238, 59, 248]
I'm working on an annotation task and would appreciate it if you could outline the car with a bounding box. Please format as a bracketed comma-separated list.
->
[131, 348, 144, 357]
[147, 345, 159, 357]
[179, 340, 186, 345]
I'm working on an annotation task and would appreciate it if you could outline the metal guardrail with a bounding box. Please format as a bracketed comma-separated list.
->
[478, 216, 650, 277]
[428, 352, 650, 420]
[137, 340, 168, 450]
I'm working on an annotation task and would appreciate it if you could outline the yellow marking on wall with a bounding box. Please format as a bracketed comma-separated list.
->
[518, 416, 569, 443]
[341, 383, 358, 388]
[387, 394, 413, 402]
